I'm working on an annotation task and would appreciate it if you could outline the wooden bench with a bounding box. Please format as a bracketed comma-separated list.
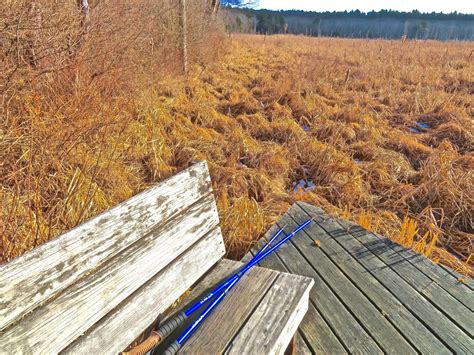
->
[0, 161, 313, 354]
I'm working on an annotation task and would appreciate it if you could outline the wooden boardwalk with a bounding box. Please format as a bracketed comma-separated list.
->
[244, 202, 474, 354]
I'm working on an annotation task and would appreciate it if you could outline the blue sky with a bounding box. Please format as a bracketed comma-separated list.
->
[256, 1, 474, 14]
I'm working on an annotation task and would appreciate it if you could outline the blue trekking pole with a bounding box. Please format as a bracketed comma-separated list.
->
[183, 224, 287, 316]
[123, 225, 288, 355]
[123, 219, 312, 355]
[163, 219, 313, 355]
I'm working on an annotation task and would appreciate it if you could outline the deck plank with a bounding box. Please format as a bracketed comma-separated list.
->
[247, 226, 347, 354]
[338, 223, 473, 335]
[267, 232, 383, 353]
[251, 258, 348, 354]
[294, 202, 450, 354]
[439, 264, 474, 290]
[310, 209, 473, 353]
[226, 273, 313, 355]
[293, 331, 312, 355]
[376, 232, 474, 310]
[279, 210, 415, 353]
[337, 217, 474, 311]
[245, 202, 473, 354]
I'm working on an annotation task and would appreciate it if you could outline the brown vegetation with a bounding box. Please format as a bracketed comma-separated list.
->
[0, 0, 223, 260]
[1, 27, 472, 276]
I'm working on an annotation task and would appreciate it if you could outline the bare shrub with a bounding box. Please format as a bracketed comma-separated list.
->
[0, 0, 223, 262]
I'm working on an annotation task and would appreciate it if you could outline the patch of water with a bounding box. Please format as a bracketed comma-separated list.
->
[410, 120, 431, 134]
[416, 121, 431, 130]
[292, 179, 316, 192]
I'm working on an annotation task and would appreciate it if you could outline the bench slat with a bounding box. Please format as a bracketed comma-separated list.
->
[63, 226, 225, 354]
[246, 231, 347, 354]
[0, 161, 210, 332]
[151, 260, 253, 354]
[0, 193, 220, 353]
[153, 260, 313, 355]
[226, 273, 312, 355]
[180, 263, 279, 353]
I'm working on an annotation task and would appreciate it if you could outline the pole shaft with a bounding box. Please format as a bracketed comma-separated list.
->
[184, 227, 286, 317]
[168, 220, 312, 351]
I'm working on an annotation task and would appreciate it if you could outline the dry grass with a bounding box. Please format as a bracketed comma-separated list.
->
[1, 32, 473, 276]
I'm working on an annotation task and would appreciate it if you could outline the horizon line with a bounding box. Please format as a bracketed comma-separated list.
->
[237, 7, 474, 16]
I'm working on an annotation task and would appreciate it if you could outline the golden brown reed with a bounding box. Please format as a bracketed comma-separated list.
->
[1, 31, 472, 276]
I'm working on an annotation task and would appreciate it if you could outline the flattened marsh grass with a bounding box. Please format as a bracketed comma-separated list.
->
[1, 34, 472, 276]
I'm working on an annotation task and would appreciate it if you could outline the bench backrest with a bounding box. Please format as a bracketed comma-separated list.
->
[0, 161, 225, 354]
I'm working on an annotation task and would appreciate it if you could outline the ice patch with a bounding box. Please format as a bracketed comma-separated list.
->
[292, 179, 316, 192]
[416, 121, 431, 130]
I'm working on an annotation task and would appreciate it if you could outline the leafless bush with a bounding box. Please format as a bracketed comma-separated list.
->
[0, 0, 221, 115]
[0, 0, 223, 262]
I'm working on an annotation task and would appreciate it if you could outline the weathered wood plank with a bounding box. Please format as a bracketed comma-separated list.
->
[293, 331, 312, 355]
[246, 224, 347, 354]
[338, 223, 473, 335]
[280, 210, 415, 353]
[329, 218, 474, 332]
[179, 264, 278, 353]
[226, 273, 313, 355]
[63, 226, 225, 354]
[310, 208, 473, 353]
[153, 259, 312, 355]
[265, 230, 382, 353]
[0, 161, 212, 331]
[1, 193, 219, 354]
[151, 260, 242, 355]
[295, 202, 450, 354]
[439, 264, 474, 290]
[298, 303, 348, 354]
[371, 231, 474, 311]
[334, 215, 473, 311]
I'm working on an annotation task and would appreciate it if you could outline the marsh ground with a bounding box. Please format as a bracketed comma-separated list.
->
[1, 35, 472, 275]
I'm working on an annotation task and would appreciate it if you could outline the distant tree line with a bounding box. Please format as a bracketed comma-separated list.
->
[281, 9, 474, 21]
[222, 8, 474, 40]
[256, 12, 285, 34]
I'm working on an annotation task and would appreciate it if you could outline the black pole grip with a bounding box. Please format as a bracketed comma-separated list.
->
[156, 312, 187, 340]
[163, 341, 181, 355]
